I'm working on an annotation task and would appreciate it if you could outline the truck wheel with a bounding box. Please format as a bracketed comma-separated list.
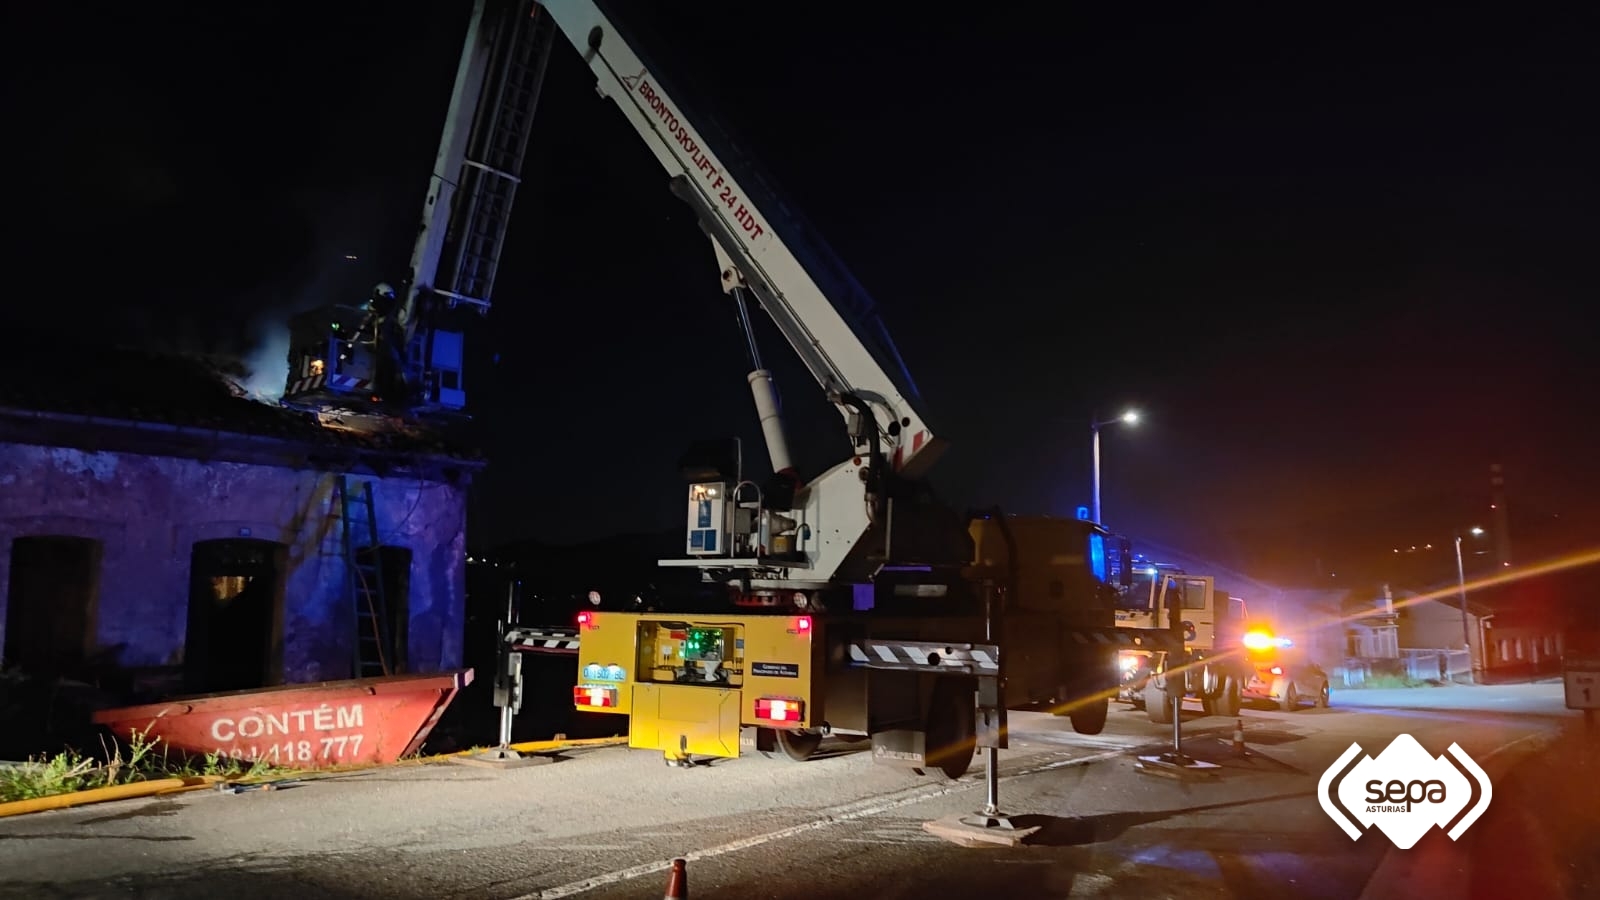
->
[1070, 697, 1109, 735]
[776, 729, 824, 761]
[1199, 667, 1221, 715]
[1144, 681, 1174, 724]
[1216, 677, 1241, 717]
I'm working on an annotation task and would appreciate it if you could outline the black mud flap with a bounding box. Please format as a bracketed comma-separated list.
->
[871, 729, 927, 768]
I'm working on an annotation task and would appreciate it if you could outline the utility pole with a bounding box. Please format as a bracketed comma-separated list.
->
[1489, 463, 1512, 568]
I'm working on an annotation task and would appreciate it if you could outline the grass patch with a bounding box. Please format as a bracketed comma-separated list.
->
[1349, 673, 1437, 690]
[0, 726, 277, 804]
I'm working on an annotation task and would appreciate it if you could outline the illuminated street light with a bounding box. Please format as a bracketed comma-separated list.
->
[1455, 526, 1487, 679]
[1090, 409, 1140, 525]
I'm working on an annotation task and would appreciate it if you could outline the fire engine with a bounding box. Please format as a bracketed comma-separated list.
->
[285, 0, 1182, 776]
[1114, 563, 1253, 722]
[527, 0, 1184, 774]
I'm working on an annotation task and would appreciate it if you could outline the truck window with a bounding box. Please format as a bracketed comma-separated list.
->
[1088, 533, 1108, 583]
[1117, 570, 1154, 610]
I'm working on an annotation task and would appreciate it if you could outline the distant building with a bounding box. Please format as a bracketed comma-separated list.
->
[1325, 577, 1576, 682]
[1466, 565, 1592, 678]
[0, 344, 483, 703]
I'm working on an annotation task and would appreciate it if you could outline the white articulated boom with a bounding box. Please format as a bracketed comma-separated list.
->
[525, 3, 1146, 763]
[538, 0, 960, 600]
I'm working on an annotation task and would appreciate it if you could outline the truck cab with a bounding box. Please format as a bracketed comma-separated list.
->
[964, 513, 1124, 734]
[1116, 571, 1250, 721]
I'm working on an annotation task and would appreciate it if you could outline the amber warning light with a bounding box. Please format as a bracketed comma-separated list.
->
[1243, 629, 1292, 651]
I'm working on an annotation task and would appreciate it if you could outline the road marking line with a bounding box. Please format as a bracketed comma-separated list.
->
[1069, 871, 1116, 896]
[514, 747, 1129, 899]
[1479, 728, 1556, 762]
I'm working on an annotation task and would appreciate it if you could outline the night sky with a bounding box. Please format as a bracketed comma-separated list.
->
[6, 2, 1596, 586]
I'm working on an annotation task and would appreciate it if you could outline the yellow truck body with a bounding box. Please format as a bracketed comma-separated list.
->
[573, 514, 1138, 768]
[575, 614, 818, 759]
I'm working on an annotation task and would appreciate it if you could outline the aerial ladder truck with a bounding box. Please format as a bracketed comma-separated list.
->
[303, 0, 1183, 773]
[483, 0, 1186, 775]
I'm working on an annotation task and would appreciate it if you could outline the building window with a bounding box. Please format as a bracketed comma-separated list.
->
[185, 538, 287, 693]
[3, 536, 103, 675]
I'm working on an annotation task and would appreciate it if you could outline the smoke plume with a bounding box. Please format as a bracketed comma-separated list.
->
[234, 185, 387, 403]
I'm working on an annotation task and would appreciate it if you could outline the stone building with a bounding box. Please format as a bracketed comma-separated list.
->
[0, 344, 483, 702]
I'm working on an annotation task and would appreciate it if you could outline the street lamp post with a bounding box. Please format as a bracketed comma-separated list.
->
[1455, 526, 1485, 676]
[1090, 410, 1139, 524]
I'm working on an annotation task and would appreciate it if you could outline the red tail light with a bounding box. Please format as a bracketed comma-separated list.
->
[1269, 665, 1284, 676]
[577, 611, 594, 629]
[574, 685, 617, 708]
[791, 615, 812, 634]
[754, 697, 804, 723]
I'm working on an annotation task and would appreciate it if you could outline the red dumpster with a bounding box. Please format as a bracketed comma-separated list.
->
[92, 669, 474, 769]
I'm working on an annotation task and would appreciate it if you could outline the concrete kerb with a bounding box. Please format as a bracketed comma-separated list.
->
[0, 736, 627, 820]
[0, 775, 227, 819]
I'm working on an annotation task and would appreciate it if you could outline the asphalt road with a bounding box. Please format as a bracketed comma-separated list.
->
[1, 682, 1589, 900]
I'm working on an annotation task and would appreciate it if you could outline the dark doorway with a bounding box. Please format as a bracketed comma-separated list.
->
[355, 545, 412, 674]
[185, 539, 285, 693]
[3, 536, 103, 676]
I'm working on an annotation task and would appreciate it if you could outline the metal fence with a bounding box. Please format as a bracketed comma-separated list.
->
[1337, 649, 1472, 685]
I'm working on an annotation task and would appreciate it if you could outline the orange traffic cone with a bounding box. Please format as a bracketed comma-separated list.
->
[1232, 718, 1247, 757]
[663, 857, 688, 900]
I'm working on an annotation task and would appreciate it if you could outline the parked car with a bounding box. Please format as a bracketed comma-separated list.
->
[1239, 630, 1331, 711]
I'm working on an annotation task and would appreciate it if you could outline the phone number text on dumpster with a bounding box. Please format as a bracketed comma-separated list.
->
[207, 703, 370, 764]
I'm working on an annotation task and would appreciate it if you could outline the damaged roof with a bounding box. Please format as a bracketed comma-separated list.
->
[0, 338, 485, 480]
